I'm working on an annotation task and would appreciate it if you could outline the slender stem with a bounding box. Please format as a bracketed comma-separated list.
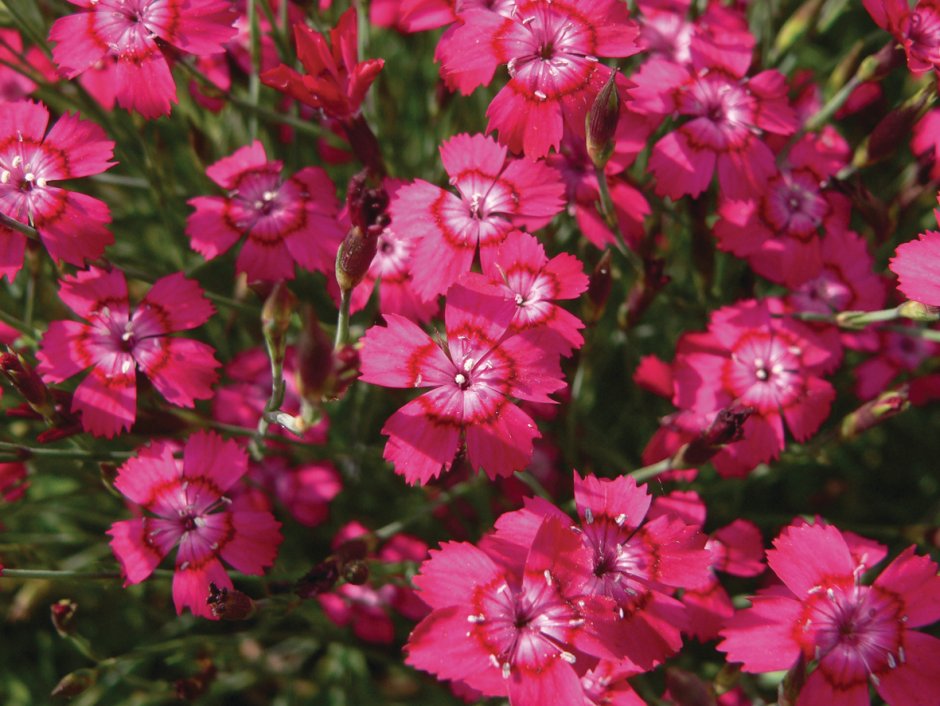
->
[0, 212, 39, 240]
[0, 306, 40, 339]
[89, 173, 151, 189]
[593, 165, 643, 274]
[374, 476, 482, 541]
[628, 456, 673, 483]
[2, 569, 121, 580]
[334, 288, 352, 349]
[247, 0, 261, 140]
[0, 441, 134, 461]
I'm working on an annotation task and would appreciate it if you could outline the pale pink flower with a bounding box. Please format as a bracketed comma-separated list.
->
[108, 432, 282, 618]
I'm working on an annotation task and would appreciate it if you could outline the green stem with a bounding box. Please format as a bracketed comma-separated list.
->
[0, 442, 134, 462]
[374, 477, 483, 541]
[593, 165, 643, 274]
[629, 457, 674, 483]
[334, 288, 351, 349]
[247, 0, 261, 140]
[2, 569, 121, 580]
[0, 212, 39, 240]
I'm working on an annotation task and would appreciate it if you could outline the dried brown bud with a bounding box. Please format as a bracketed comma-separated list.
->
[677, 405, 754, 467]
[584, 249, 614, 324]
[342, 559, 370, 585]
[858, 81, 937, 168]
[295, 305, 334, 402]
[51, 669, 95, 698]
[50, 599, 78, 637]
[1, 351, 54, 419]
[206, 583, 256, 621]
[664, 667, 716, 706]
[336, 171, 390, 292]
[586, 71, 620, 169]
[296, 558, 340, 599]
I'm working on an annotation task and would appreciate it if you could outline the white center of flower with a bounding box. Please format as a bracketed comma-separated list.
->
[455, 373, 467, 386]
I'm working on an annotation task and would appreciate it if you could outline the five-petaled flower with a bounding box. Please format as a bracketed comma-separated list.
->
[37, 267, 220, 438]
[359, 281, 565, 484]
[0, 101, 115, 281]
[186, 140, 344, 281]
[49, 0, 238, 118]
[391, 132, 564, 303]
[437, 0, 641, 158]
[719, 521, 940, 706]
[107, 431, 282, 618]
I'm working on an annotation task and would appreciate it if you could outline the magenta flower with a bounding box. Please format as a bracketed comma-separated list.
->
[666, 299, 837, 476]
[349, 180, 438, 323]
[629, 56, 797, 199]
[491, 471, 712, 669]
[714, 134, 853, 287]
[359, 281, 565, 485]
[186, 140, 343, 282]
[36, 267, 220, 438]
[406, 515, 620, 705]
[49, 0, 238, 119]
[437, 0, 641, 157]
[0, 101, 115, 281]
[891, 227, 940, 306]
[391, 133, 564, 302]
[107, 432, 282, 618]
[476, 230, 588, 356]
[864, 0, 940, 74]
[719, 521, 940, 706]
[261, 8, 384, 120]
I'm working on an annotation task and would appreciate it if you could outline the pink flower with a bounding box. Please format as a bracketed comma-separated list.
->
[490, 471, 712, 669]
[36, 267, 220, 438]
[249, 456, 341, 528]
[437, 0, 641, 157]
[261, 8, 384, 121]
[714, 134, 853, 287]
[719, 521, 940, 706]
[359, 281, 565, 485]
[0, 101, 115, 281]
[391, 133, 564, 302]
[629, 56, 797, 199]
[406, 515, 620, 705]
[864, 0, 940, 74]
[107, 432, 282, 618]
[658, 299, 837, 476]
[0, 30, 56, 102]
[891, 227, 940, 306]
[349, 180, 438, 323]
[474, 230, 589, 356]
[854, 327, 937, 400]
[49, 0, 238, 119]
[186, 140, 344, 282]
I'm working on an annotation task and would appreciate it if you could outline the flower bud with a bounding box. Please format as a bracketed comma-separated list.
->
[295, 305, 334, 402]
[51, 669, 96, 698]
[342, 559, 370, 585]
[664, 667, 714, 706]
[261, 281, 297, 369]
[676, 405, 754, 467]
[586, 71, 620, 170]
[336, 171, 390, 293]
[296, 558, 340, 598]
[840, 386, 909, 440]
[50, 599, 78, 637]
[0, 351, 54, 420]
[856, 82, 937, 168]
[898, 300, 940, 322]
[584, 249, 613, 324]
[206, 583, 256, 620]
